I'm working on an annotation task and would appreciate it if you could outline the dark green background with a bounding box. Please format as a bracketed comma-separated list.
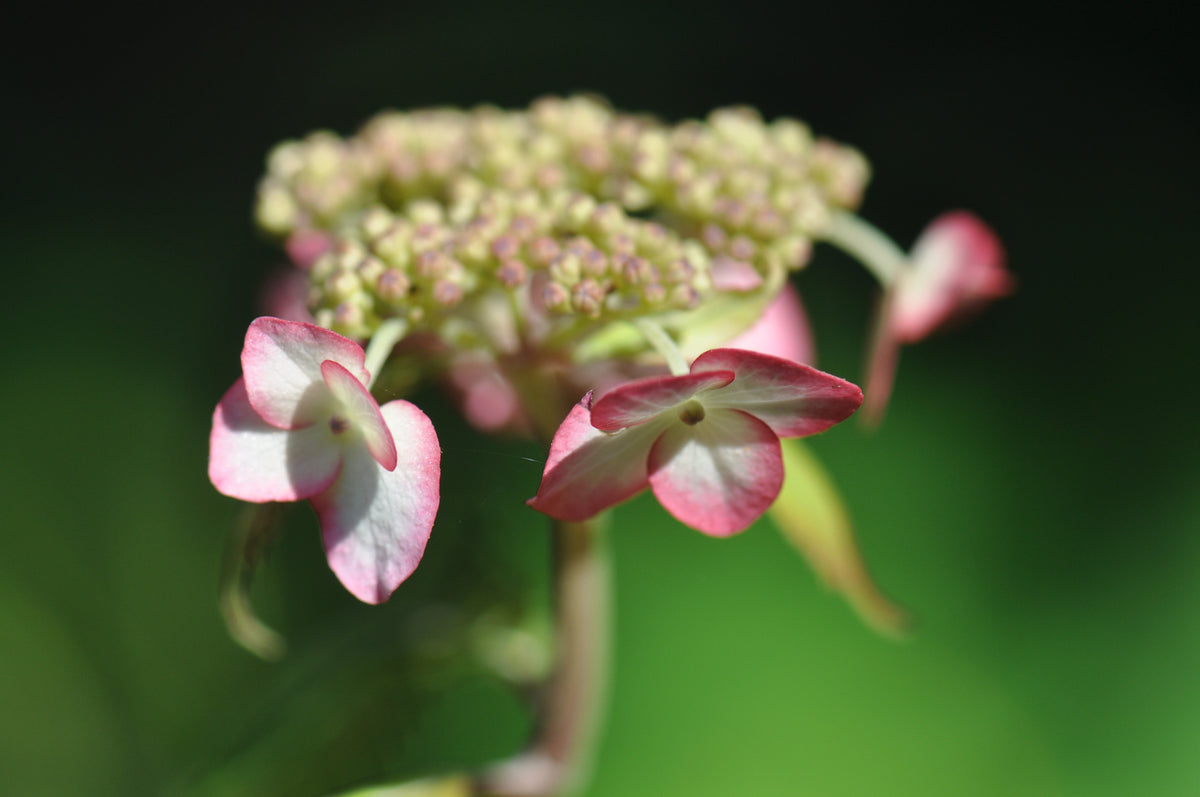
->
[4, 3, 1197, 795]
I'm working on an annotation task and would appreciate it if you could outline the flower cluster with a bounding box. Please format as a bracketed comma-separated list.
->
[303, 191, 713, 341]
[210, 317, 440, 603]
[255, 96, 867, 343]
[528, 348, 863, 535]
[211, 95, 1011, 615]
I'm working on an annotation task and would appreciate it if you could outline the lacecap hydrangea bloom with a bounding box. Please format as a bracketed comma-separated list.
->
[528, 348, 862, 535]
[215, 94, 1010, 606]
[209, 94, 1011, 795]
[210, 317, 440, 603]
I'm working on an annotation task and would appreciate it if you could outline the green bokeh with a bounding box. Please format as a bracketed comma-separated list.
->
[4, 4, 1196, 795]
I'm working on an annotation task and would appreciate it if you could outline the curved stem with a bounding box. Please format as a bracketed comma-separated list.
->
[219, 503, 287, 661]
[824, 212, 907, 286]
[476, 517, 611, 796]
[633, 319, 689, 376]
[364, 318, 409, 388]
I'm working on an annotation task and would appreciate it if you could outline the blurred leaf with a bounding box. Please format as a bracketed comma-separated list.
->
[330, 774, 471, 797]
[220, 503, 288, 661]
[769, 438, 909, 636]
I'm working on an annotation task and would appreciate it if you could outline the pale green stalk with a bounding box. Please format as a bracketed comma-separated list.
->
[824, 211, 907, 286]
[365, 318, 409, 388]
[634, 319, 690, 376]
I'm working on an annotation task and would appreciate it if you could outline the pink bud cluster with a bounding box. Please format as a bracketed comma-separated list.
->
[304, 189, 713, 340]
[255, 96, 870, 341]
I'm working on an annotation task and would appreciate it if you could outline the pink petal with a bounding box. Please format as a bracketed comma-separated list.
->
[321, 360, 398, 471]
[284, 229, 333, 270]
[242, 317, 370, 429]
[709, 257, 764, 292]
[590, 371, 734, 432]
[209, 378, 342, 502]
[860, 292, 902, 426]
[313, 400, 441, 604]
[445, 357, 527, 434]
[527, 393, 667, 521]
[891, 212, 1012, 344]
[691, 348, 863, 438]
[723, 283, 815, 365]
[647, 408, 783, 537]
[259, 267, 315, 324]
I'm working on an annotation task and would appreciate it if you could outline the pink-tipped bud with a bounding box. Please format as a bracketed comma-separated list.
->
[528, 236, 561, 267]
[581, 248, 609, 277]
[572, 278, 607, 317]
[728, 235, 757, 262]
[489, 234, 519, 262]
[377, 269, 411, 302]
[432, 279, 464, 307]
[701, 222, 728, 250]
[542, 281, 571, 313]
[495, 258, 528, 288]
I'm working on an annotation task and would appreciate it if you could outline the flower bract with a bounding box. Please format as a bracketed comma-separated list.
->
[209, 317, 441, 603]
[865, 211, 1012, 420]
[528, 348, 862, 536]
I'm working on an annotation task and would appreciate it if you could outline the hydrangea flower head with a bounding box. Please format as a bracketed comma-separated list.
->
[528, 348, 862, 536]
[209, 317, 441, 603]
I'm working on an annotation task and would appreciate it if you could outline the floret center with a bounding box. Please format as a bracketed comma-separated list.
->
[678, 399, 706, 426]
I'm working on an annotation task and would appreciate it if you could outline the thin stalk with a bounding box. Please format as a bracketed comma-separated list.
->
[824, 212, 907, 286]
[476, 517, 611, 796]
[364, 318, 409, 388]
[633, 319, 689, 376]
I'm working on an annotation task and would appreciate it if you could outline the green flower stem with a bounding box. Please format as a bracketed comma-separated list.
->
[634, 319, 690, 376]
[364, 318, 409, 388]
[824, 211, 907, 286]
[476, 517, 611, 796]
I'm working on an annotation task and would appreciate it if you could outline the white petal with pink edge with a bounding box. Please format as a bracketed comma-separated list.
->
[527, 395, 669, 522]
[209, 378, 342, 502]
[590, 371, 733, 432]
[242, 317, 371, 429]
[321, 360, 398, 471]
[647, 408, 783, 537]
[892, 212, 1010, 343]
[313, 400, 441, 604]
[692, 349, 862, 438]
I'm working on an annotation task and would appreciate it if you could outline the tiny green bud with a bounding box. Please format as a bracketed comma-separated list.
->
[564, 193, 598, 229]
[325, 269, 362, 301]
[549, 252, 583, 285]
[255, 181, 299, 235]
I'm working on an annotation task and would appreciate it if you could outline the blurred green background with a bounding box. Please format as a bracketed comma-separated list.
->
[4, 3, 1197, 795]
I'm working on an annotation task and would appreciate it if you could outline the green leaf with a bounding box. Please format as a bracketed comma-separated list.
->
[327, 774, 471, 797]
[769, 439, 909, 637]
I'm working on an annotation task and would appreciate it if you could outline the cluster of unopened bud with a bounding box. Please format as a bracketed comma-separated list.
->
[307, 187, 712, 340]
[257, 95, 871, 339]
